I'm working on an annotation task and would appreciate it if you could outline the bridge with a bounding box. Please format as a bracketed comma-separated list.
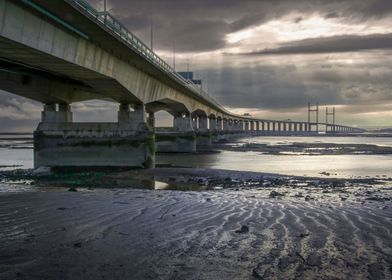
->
[0, 0, 365, 168]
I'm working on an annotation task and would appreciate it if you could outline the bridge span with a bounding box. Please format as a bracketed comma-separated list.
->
[0, 0, 365, 168]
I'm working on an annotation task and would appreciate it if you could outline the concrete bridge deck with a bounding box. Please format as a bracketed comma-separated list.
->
[0, 0, 365, 168]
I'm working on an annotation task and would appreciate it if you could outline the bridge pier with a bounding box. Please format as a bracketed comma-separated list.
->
[156, 113, 196, 153]
[196, 116, 212, 148]
[147, 112, 155, 130]
[42, 104, 73, 123]
[34, 103, 155, 169]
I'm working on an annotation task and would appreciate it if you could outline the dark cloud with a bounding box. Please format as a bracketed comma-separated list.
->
[240, 33, 392, 55]
[94, 0, 392, 53]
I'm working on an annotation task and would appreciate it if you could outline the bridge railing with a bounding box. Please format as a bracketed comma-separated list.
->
[70, 0, 226, 112]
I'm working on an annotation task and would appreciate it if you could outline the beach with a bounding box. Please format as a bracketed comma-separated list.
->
[0, 135, 392, 279]
[0, 168, 391, 280]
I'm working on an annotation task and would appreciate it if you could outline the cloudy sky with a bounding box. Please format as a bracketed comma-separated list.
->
[1, 0, 392, 131]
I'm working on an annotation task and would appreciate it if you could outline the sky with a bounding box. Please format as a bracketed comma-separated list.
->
[1, 0, 392, 131]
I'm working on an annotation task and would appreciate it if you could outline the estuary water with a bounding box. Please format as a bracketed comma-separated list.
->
[0, 134, 391, 178]
[156, 136, 392, 178]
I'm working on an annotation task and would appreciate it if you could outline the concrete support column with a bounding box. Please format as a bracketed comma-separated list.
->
[42, 103, 73, 123]
[273, 122, 276, 132]
[256, 122, 260, 131]
[199, 116, 208, 131]
[41, 104, 56, 123]
[267, 122, 270, 131]
[223, 119, 229, 131]
[244, 121, 249, 131]
[231, 120, 237, 131]
[250, 121, 255, 131]
[58, 104, 73, 122]
[209, 117, 217, 130]
[228, 120, 234, 131]
[118, 103, 147, 130]
[216, 119, 223, 131]
[174, 113, 193, 132]
[147, 112, 155, 130]
[192, 117, 198, 130]
[238, 121, 244, 131]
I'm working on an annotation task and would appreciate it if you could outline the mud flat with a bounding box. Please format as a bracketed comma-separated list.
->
[0, 174, 391, 280]
[214, 141, 392, 155]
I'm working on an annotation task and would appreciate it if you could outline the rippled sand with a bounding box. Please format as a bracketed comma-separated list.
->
[0, 189, 391, 280]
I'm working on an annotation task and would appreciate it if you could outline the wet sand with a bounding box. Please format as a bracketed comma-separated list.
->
[1, 182, 391, 280]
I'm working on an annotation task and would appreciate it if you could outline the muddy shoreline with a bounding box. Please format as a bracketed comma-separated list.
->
[1, 186, 391, 279]
[213, 140, 392, 155]
[0, 136, 392, 279]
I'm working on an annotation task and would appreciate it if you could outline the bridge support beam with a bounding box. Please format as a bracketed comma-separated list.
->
[34, 103, 154, 169]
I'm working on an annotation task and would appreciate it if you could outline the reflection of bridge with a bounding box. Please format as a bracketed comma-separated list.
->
[0, 0, 365, 168]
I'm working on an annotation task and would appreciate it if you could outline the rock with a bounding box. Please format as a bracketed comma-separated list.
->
[278, 254, 299, 270]
[269, 191, 285, 198]
[73, 242, 82, 248]
[252, 267, 263, 279]
[32, 166, 52, 176]
[367, 263, 384, 280]
[68, 187, 78, 192]
[224, 177, 232, 182]
[305, 195, 313, 201]
[294, 192, 304, 197]
[306, 253, 322, 267]
[298, 233, 310, 238]
[235, 225, 249, 234]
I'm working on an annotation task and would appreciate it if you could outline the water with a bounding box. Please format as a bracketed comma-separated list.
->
[238, 136, 392, 147]
[156, 136, 392, 178]
[0, 134, 33, 170]
[0, 134, 391, 179]
[157, 151, 392, 178]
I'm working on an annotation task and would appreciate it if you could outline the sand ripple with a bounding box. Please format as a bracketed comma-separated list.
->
[0, 190, 391, 279]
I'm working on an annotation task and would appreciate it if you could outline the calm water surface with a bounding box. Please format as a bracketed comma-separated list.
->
[0, 134, 391, 178]
[156, 136, 392, 178]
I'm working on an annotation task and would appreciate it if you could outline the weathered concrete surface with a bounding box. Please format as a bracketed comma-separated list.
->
[155, 132, 196, 153]
[196, 131, 212, 148]
[34, 123, 154, 168]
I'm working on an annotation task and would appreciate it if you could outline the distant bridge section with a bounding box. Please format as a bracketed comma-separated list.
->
[0, 0, 365, 168]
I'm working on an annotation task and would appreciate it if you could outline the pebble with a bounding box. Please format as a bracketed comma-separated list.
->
[235, 225, 249, 234]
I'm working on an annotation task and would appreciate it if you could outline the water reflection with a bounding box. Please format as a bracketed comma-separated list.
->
[0, 135, 391, 182]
